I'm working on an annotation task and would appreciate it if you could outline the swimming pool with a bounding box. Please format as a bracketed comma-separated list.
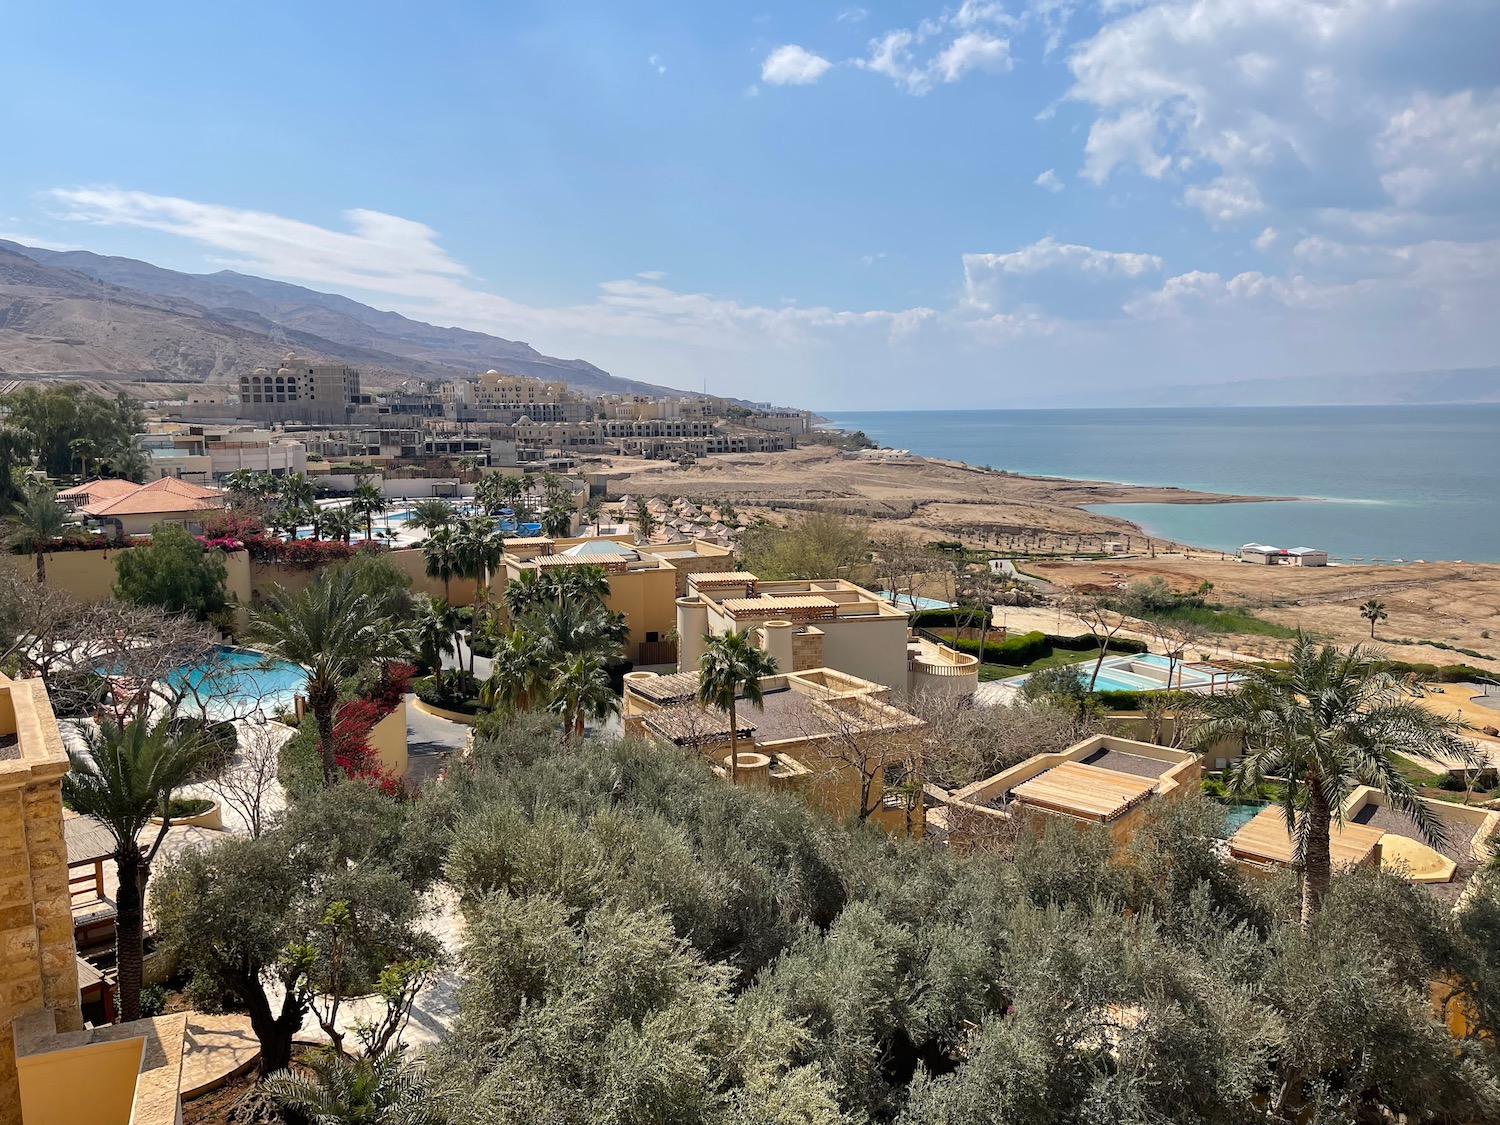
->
[161, 646, 307, 714]
[1216, 799, 1270, 835]
[1008, 652, 1241, 694]
[883, 593, 955, 611]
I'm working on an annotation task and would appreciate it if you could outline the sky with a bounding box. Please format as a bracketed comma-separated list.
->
[2, 0, 1498, 408]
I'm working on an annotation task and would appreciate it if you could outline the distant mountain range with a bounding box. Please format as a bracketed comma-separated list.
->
[1124, 367, 1500, 408]
[0, 239, 684, 398]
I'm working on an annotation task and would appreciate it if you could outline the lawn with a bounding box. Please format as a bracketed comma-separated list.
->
[977, 647, 1102, 682]
[1149, 603, 1300, 639]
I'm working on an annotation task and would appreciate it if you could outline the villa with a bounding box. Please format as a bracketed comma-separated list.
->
[501, 534, 737, 664]
[675, 572, 978, 698]
[1227, 789, 1500, 909]
[623, 666, 926, 833]
[933, 735, 1201, 849]
[0, 674, 187, 1125]
[57, 477, 226, 538]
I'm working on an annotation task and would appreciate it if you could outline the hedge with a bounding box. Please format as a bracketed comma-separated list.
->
[1049, 633, 1149, 655]
[952, 630, 1051, 666]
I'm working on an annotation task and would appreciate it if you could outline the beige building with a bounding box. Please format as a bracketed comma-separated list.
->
[624, 666, 926, 833]
[675, 573, 977, 698]
[443, 371, 567, 408]
[57, 477, 227, 538]
[0, 674, 187, 1125]
[140, 423, 307, 482]
[238, 354, 363, 423]
[936, 735, 1201, 849]
[501, 535, 737, 664]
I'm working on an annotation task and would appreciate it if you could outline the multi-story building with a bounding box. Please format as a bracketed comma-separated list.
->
[676, 572, 977, 698]
[138, 423, 307, 482]
[0, 674, 189, 1124]
[237, 354, 365, 423]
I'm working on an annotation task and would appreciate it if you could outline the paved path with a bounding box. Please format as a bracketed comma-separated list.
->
[404, 694, 470, 789]
[181, 1013, 260, 1097]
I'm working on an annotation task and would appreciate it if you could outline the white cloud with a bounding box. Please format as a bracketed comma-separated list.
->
[837, 7, 868, 22]
[0, 231, 82, 251]
[648, 54, 666, 75]
[1376, 90, 1500, 210]
[1253, 226, 1278, 251]
[931, 32, 1012, 82]
[1033, 168, 1065, 192]
[1082, 107, 1170, 184]
[963, 236, 1163, 319]
[761, 45, 833, 86]
[966, 236, 1162, 280]
[636, 270, 666, 280]
[1181, 175, 1263, 224]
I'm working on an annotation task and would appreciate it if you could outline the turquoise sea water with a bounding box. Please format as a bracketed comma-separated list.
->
[821, 406, 1500, 562]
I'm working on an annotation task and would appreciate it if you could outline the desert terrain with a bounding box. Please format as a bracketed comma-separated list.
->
[597, 446, 1500, 673]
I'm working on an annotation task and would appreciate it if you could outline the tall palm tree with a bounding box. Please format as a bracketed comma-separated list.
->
[502, 569, 559, 621]
[633, 498, 658, 544]
[321, 505, 359, 545]
[261, 1047, 445, 1125]
[280, 472, 316, 511]
[473, 473, 505, 515]
[0, 422, 32, 515]
[7, 485, 82, 582]
[456, 516, 505, 672]
[542, 498, 575, 538]
[247, 568, 405, 787]
[697, 628, 778, 782]
[528, 599, 629, 666]
[406, 498, 453, 537]
[413, 595, 461, 691]
[1198, 634, 1481, 926]
[99, 435, 149, 482]
[549, 652, 618, 738]
[555, 564, 611, 607]
[423, 525, 461, 604]
[498, 475, 526, 516]
[68, 436, 96, 482]
[350, 479, 388, 541]
[61, 717, 207, 1022]
[1360, 599, 1388, 638]
[481, 628, 551, 712]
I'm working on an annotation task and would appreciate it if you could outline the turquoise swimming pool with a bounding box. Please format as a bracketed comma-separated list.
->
[1216, 798, 1270, 835]
[1008, 652, 1241, 694]
[161, 645, 307, 712]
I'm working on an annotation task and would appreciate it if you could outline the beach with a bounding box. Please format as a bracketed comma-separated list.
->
[597, 445, 1500, 674]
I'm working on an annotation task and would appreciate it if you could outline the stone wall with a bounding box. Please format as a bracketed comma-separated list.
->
[791, 627, 824, 672]
[0, 676, 82, 1123]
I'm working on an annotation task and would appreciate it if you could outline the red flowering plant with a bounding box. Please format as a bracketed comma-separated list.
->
[329, 661, 417, 798]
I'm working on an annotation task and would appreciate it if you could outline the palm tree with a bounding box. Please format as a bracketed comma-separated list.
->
[502, 569, 559, 621]
[406, 498, 453, 537]
[529, 599, 629, 666]
[247, 568, 405, 787]
[423, 525, 461, 603]
[1360, 599, 1388, 639]
[542, 498, 575, 537]
[68, 436, 96, 481]
[549, 652, 618, 738]
[350, 479, 388, 541]
[7, 485, 82, 582]
[99, 435, 149, 482]
[61, 717, 207, 1022]
[555, 564, 611, 607]
[697, 628, 778, 782]
[456, 516, 505, 672]
[584, 495, 604, 534]
[1198, 634, 1481, 926]
[280, 472, 316, 511]
[413, 595, 461, 690]
[473, 473, 505, 515]
[0, 423, 32, 515]
[321, 505, 360, 544]
[481, 628, 551, 712]
[498, 475, 526, 515]
[261, 1047, 444, 1125]
[633, 498, 658, 544]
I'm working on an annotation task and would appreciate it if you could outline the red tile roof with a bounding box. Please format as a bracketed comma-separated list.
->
[79, 477, 225, 518]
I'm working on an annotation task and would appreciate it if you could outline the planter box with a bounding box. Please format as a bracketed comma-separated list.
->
[150, 799, 223, 831]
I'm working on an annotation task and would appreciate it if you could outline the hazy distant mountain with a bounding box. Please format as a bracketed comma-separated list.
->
[1126, 367, 1500, 408]
[0, 240, 684, 397]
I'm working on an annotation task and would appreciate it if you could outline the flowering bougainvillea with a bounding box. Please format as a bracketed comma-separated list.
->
[329, 661, 417, 798]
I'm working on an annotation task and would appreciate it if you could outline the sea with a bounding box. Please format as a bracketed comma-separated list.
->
[819, 405, 1500, 564]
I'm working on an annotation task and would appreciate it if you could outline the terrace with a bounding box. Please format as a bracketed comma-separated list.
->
[939, 735, 1200, 846]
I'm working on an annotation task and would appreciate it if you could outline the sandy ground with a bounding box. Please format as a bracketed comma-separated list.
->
[1028, 555, 1500, 675]
[594, 446, 1500, 672]
[594, 446, 1280, 551]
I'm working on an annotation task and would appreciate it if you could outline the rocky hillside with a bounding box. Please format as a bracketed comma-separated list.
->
[0, 240, 684, 397]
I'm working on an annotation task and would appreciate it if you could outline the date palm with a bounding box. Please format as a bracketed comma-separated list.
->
[247, 567, 405, 787]
[6, 485, 82, 582]
[481, 628, 551, 712]
[414, 596, 461, 690]
[261, 1047, 445, 1125]
[350, 479, 388, 541]
[1359, 599, 1388, 639]
[61, 717, 207, 1022]
[321, 505, 359, 545]
[423, 525, 461, 604]
[697, 628, 778, 782]
[1198, 634, 1481, 926]
[406, 497, 454, 537]
[549, 652, 618, 738]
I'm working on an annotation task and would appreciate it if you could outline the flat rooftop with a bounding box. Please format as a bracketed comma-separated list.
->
[1228, 806, 1385, 868]
[1077, 746, 1177, 780]
[1009, 761, 1158, 823]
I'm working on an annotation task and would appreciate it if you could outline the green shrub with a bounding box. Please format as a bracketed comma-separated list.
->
[277, 714, 323, 797]
[414, 671, 484, 714]
[1094, 689, 1147, 710]
[952, 630, 1051, 666]
[162, 796, 214, 819]
[138, 983, 168, 1018]
[1048, 633, 1149, 654]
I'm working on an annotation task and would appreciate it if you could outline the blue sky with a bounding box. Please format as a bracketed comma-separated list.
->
[3, 0, 1497, 407]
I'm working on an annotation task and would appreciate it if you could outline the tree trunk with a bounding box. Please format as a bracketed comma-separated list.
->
[113, 851, 145, 1022]
[1301, 789, 1333, 928]
[728, 696, 739, 783]
[1089, 638, 1110, 691]
[242, 976, 305, 1075]
[34, 548, 45, 585]
[310, 682, 339, 788]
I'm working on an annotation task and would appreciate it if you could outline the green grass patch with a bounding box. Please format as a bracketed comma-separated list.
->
[1388, 638, 1496, 661]
[977, 647, 1103, 682]
[1146, 603, 1299, 639]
